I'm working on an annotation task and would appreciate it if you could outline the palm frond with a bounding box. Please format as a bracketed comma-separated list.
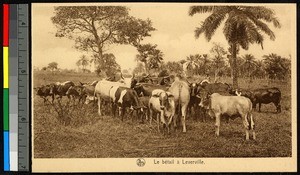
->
[189, 6, 217, 16]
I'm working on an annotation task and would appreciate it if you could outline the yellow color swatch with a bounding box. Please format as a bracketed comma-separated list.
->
[3, 47, 9, 88]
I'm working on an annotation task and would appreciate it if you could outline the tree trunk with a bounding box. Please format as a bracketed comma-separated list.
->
[231, 43, 238, 89]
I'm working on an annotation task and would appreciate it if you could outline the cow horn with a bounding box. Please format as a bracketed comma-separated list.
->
[120, 72, 124, 79]
[196, 95, 201, 99]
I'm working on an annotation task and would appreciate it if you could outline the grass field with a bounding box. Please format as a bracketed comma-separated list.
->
[33, 71, 292, 158]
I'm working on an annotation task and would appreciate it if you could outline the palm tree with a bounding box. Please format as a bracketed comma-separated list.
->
[186, 54, 201, 76]
[77, 55, 89, 72]
[189, 6, 281, 88]
[241, 54, 257, 80]
[263, 53, 291, 80]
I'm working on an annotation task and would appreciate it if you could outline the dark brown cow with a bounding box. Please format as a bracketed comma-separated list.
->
[251, 87, 281, 113]
[34, 84, 54, 103]
[231, 87, 281, 113]
[199, 82, 231, 95]
[133, 83, 169, 97]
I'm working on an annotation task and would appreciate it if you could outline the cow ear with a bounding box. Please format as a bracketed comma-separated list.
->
[166, 92, 174, 98]
[152, 94, 159, 98]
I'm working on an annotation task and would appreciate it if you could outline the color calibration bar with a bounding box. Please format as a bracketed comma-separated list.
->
[9, 4, 19, 171]
[3, 3, 10, 171]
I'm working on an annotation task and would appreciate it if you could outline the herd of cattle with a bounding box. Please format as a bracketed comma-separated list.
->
[34, 74, 282, 140]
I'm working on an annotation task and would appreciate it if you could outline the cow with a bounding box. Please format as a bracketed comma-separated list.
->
[250, 87, 281, 113]
[149, 89, 175, 134]
[188, 82, 206, 121]
[231, 87, 281, 113]
[34, 84, 54, 103]
[49, 81, 75, 99]
[81, 81, 99, 104]
[199, 92, 256, 140]
[131, 74, 153, 88]
[133, 83, 169, 97]
[94, 79, 131, 116]
[139, 96, 151, 122]
[65, 85, 85, 104]
[112, 87, 145, 121]
[168, 76, 190, 133]
[199, 82, 231, 95]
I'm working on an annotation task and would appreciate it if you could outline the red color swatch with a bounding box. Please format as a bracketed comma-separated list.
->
[3, 4, 9, 46]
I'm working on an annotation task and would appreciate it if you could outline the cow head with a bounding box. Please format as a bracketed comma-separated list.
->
[66, 86, 84, 97]
[198, 89, 211, 109]
[152, 91, 174, 110]
[190, 82, 200, 97]
[48, 83, 57, 95]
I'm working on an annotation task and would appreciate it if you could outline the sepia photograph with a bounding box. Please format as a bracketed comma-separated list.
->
[31, 3, 297, 172]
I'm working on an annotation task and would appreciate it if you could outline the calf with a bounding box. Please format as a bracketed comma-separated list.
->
[149, 89, 175, 134]
[112, 87, 145, 121]
[34, 85, 54, 103]
[199, 92, 256, 140]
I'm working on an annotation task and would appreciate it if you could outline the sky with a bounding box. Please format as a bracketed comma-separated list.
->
[32, 3, 296, 71]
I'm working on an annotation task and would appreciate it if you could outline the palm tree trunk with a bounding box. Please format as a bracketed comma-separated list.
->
[231, 43, 238, 89]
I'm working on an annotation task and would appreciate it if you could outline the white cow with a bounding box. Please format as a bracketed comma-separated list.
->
[149, 89, 175, 134]
[94, 79, 131, 116]
[199, 92, 256, 140]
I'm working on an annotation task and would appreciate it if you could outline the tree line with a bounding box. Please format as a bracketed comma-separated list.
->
[51, 5, 289, 88]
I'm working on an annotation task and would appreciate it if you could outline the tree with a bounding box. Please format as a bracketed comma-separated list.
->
[76, 55, 89, 72]
[161, 61, 183, 74]
[48, 62, 58, 71]
[241, 54, 257, 80]
[263, 53, 291, 80]
[135, 43, 164, 72]
[210, 43, 227, 81]
[189, 6, 281, 88]
[133, 62, 146, 75]
[93, 53, 121, 77]
[52, 6, 155, 71]
[185, 54, 201, 76]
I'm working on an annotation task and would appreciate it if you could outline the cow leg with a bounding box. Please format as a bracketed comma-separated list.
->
[112, 103, 116, 117]
[258, 103, 261, 112]
[243, 114, 250, 140]
[121, 107, 125, 121]
[215, 113, 221, 137]
[249, 113, 256, 140]
[157, 113, 160, 132]
[149, 108, 153, 125]
[181, 105, 187, 133]
[97, 94, 102, 116]
[273, 102, 281, 113]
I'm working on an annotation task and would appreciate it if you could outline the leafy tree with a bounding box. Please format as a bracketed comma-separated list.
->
[210, 43, 227, 81]
[52, 6, 155, 71]
[93, 53, 121, 77]
[263, 53, 291, 80]
[161, 61, 183, 74]
[48, 62, 58, 71]
[189, 6, 281, 88]
[135, 43, 164, 72]
[133, 62, 146, 75]
[252, 60, 266, 79]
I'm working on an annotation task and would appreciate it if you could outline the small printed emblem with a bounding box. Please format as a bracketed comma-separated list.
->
[136, 158, 146, 167]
